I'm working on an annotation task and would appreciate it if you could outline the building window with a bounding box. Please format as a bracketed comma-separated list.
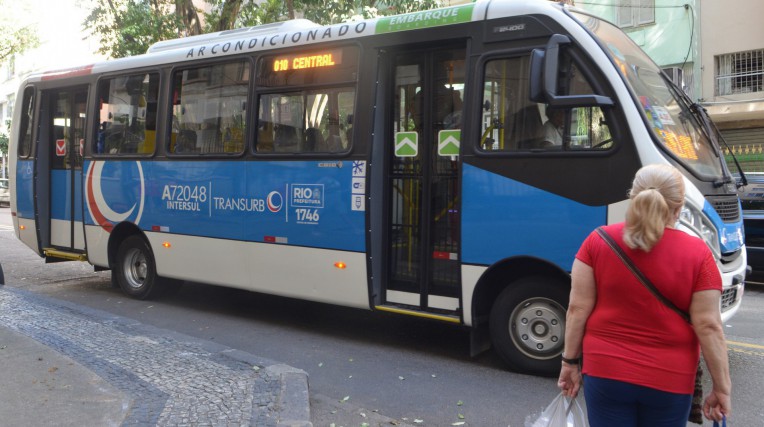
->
[616, 0, 655, 28]
[715, 49, 764, 96]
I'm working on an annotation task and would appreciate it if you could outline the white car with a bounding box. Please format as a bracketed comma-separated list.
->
[0, 178, 8, 206]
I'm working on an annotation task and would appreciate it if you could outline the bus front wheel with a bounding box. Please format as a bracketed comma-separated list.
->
[114, 235, 161, 300]
[489, 277, 568, 377]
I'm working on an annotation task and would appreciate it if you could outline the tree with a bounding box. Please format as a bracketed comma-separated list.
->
[206, 0, 445, 30]
[175, 0, 202, 36]
[86, 0, 446, 58]
[0, 0, 39, 64]
[0, 130, 8, 157]
[84, 0, 186, 58]
[0, 120, 9, 175]
[203, 0, 289, 31]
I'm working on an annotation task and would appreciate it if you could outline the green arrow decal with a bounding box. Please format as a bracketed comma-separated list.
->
[395, 132, 418, 157]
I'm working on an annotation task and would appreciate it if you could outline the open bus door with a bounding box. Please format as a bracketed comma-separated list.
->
[377, 45, 466, 321]
[41, 86, 89, 260]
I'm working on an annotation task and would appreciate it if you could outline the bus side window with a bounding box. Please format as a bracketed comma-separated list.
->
[256, 89, 355, 154]
[17, 88, 35, 158]
[479, 56, 613, 152]
[96, 73, 160, 156]
[169, 60, 250, 155]
[255, 47, 358, 155]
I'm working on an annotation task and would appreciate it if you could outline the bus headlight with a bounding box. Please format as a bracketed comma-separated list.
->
[679, 203, 721, 258]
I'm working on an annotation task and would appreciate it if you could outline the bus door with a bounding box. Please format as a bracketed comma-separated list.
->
[45, 87, 88, 253]
[383, 46, 465, 316]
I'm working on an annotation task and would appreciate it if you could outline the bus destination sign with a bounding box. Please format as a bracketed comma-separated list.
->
[272, 50, 342, 72]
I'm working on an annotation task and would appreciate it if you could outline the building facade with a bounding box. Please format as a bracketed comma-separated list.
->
[698, 0, 764, 171]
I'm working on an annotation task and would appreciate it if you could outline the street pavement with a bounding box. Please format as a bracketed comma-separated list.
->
[0, 285, 311, 427]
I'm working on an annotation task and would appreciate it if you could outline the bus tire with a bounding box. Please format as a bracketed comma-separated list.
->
[489, 276, 568, 377]
[114, 235, 161, 300]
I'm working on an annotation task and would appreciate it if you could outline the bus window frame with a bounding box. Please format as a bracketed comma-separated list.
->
[16, 86, 37, 159]
[166, 56, 255, 159]
[92, 70, 163, 158]
[253, 85, 357, 157]
[474, 46, 623, 158]
[252, 43, 361, 158]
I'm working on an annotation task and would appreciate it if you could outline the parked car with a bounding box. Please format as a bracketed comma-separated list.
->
[0, 178, 9, 206]
[738, 173, 764, 283]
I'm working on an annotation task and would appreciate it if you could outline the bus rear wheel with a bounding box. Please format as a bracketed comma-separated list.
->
[114, 235, 161, 300]
[489, 276, 568, 377]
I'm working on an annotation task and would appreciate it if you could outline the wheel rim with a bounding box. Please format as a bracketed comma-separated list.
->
[122, 247, 148, 290]
[508, 297, 566, 360]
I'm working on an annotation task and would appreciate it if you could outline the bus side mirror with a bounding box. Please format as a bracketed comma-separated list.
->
[530, 34, 615, 108]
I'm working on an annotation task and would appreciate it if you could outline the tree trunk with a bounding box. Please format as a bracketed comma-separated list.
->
[286, 0, 295, 20]
[175, 0, 202, 36]
[107, 0, 123, 26]
[218, 0, 244, 31]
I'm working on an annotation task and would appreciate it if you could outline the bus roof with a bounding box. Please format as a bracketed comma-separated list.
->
[29, 0, 564, 83]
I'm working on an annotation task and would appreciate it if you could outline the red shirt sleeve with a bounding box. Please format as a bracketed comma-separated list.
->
[694, 249, 722, 293]
[575, 231, 596, 267]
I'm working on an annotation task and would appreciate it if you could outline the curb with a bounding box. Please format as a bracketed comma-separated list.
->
[268, 364, 313, 427]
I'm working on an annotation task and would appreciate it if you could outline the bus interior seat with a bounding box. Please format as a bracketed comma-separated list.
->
[305, 127, 324, 152]
[511, 105, 544, 150]
[176, 129, 197, 153]
[257, 122, 274, 152]
[275, 125, 299, 152]
[318, 135, 342, 153]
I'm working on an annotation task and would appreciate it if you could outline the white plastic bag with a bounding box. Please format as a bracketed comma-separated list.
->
[526, 393, 588, 427]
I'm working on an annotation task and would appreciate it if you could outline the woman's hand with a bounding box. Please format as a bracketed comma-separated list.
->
[703, 389, 731, 422]
[557, 363, 582, 398]
[558, 259, 595, 399]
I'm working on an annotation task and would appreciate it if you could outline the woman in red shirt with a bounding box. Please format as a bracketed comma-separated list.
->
[558, 164, 731, 426]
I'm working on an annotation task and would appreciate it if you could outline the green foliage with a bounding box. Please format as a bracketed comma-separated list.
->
[87, 0, 447, 58]
[0, 0, 39, 64]
[203, 0, 274, 30]
[84, 0, 184, 58]
[0, 120, 9, 155]
[0, 131, 8, 155]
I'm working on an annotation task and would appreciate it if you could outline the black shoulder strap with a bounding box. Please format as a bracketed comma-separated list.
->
[595, 227, 691, 324]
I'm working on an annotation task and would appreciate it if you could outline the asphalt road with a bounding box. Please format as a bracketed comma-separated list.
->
[1, 206, 763, 426]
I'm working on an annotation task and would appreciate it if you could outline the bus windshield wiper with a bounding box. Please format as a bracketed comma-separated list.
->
[666, 71, 748, 188]
[689, 102, 748, 188]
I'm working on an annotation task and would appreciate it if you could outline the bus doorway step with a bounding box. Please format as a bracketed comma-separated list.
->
[375, 304, 461, 324]
[43, 248, 88, 262]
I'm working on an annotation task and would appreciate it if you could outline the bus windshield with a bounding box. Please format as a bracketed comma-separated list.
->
[571, 11, 724, 180]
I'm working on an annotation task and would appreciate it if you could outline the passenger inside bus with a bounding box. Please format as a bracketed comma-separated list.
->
[274, 125, 299, 152]
[175, 130, 197, 154]
[441, 89, 463, 130]
[543, 107, 565, 147]
[510, 105, 544, 150]
[305, 127, 324, 152]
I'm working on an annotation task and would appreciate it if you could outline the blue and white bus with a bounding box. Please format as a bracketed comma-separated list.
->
[8, 0, 747, 375]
